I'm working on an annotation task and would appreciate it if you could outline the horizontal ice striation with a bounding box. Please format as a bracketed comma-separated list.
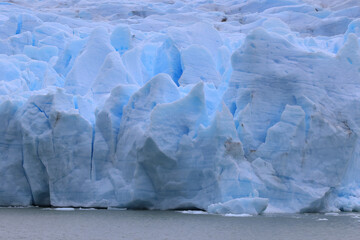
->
[0, 0, 360, 214]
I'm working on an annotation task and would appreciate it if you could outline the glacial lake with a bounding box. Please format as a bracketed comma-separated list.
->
[0, 208, 359, 240]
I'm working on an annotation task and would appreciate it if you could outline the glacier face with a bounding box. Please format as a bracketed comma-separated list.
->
[0, 0, 360, 214]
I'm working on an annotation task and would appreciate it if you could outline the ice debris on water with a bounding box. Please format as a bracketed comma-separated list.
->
[223, 214, 253, 217]
[178, 210, 209, 215]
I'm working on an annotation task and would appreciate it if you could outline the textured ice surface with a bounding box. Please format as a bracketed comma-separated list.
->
[208, 198, 268, 215]
[0, 0, 360, 214]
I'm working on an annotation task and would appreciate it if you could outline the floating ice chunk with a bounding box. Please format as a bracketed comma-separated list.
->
[325, 212, 340, 216]
[54, 208, 75, 211]
[107, 207, 127, 211]
[78, 208, 96, 210]
[207, 198, 268, 215]
[178, 210, 208, 215]
[224, 213, 252, 217]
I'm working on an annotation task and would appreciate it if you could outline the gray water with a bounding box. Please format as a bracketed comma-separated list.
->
[0, 208, 359, 240]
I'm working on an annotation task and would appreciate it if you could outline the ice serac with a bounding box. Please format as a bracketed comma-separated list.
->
[0, 100, 32, 206]
[224, 27, 360, 212]
[110, 25, 132, 55]
[179, 45, 220, 87]
[91, 51, 136, 105]
[0, 0, 360, 214]
[64, 27, 114, 95]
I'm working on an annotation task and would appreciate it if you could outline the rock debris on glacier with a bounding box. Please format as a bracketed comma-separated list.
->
[0, 0, 360, 214]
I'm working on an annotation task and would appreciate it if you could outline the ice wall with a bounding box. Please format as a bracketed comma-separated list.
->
[0, 0, 360, 214]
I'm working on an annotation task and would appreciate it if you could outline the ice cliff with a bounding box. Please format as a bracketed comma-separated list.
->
[0, 0, 360, 214]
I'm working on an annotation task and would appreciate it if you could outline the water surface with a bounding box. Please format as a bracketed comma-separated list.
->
[0, 208, 359, 240]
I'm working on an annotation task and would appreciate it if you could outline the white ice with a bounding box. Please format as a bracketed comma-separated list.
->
[0, 0, 359, 215]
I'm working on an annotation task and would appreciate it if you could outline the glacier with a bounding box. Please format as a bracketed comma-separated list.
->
[0, 0, 360, 215]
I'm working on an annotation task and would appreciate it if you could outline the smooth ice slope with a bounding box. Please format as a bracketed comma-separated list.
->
[0, 0, 360, 214]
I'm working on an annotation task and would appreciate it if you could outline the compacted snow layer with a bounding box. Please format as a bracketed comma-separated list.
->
[0, 0, 360, 214]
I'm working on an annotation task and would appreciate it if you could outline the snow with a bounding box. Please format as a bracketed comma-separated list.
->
[0, 0, 359, 215]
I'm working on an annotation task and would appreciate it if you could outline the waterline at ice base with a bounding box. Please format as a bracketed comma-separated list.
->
[1, 0, 360, 215]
